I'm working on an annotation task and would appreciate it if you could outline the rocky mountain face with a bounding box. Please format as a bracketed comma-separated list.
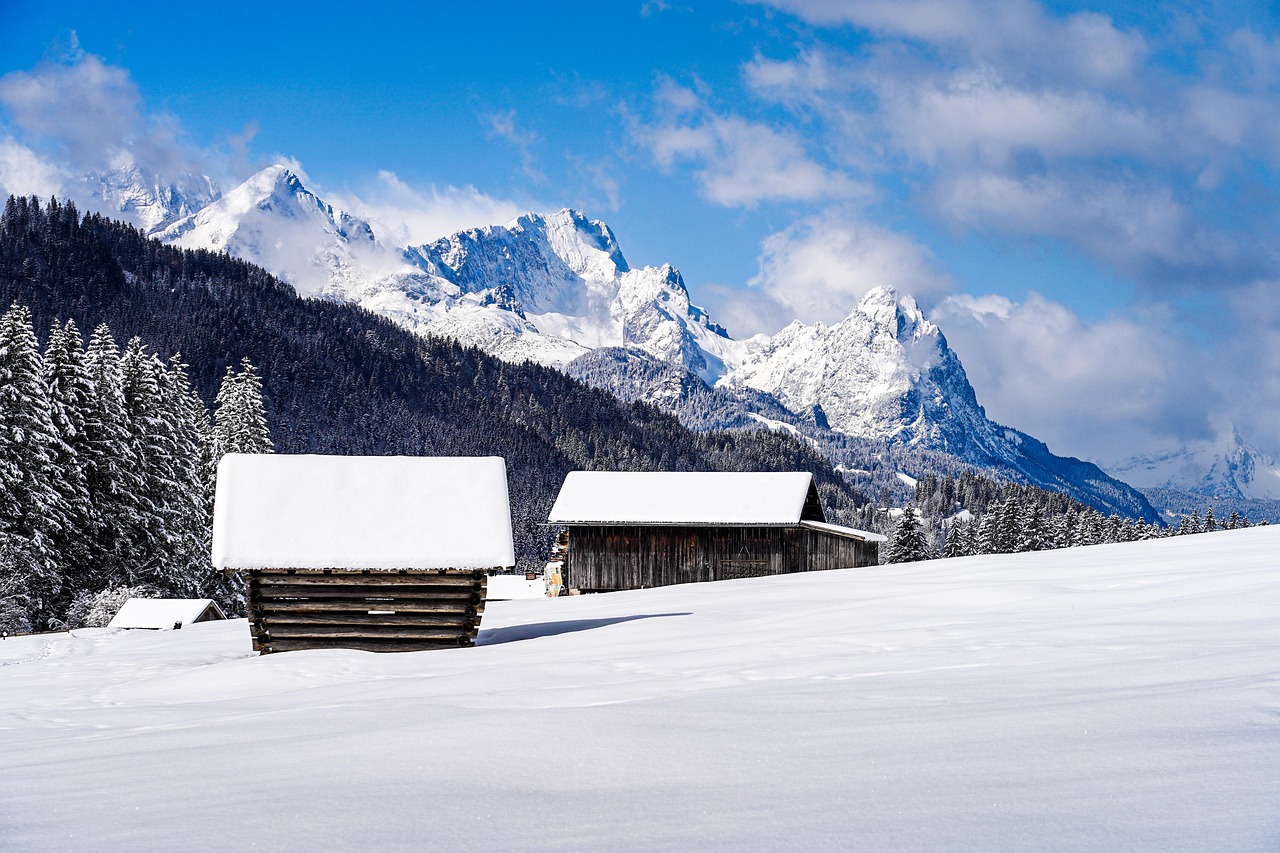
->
[75, 163, 1157, 519]
[84, 163, 221, 234]
[1102, 426, 1280, 522]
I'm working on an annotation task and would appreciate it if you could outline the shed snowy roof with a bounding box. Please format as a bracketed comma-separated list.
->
[212, 454, 516, 570]
[547, 471, 827, 526]
[108, 599, 225, 629]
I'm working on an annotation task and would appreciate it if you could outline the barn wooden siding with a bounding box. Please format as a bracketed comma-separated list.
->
[565, 525, 877, 593]
[246, 568, 488, 653]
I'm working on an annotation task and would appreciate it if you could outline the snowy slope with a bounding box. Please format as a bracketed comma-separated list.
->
[83, 163, 220, 234]
[402, 209, 740, 378]
[159, 165, 385, 298]
[1103, 425, 1280, 501]
[3, 528, 1278, 851]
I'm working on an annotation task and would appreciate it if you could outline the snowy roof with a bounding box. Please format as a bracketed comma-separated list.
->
[212, 454, 516, 570]
[108, 599, 225, 629]
[799, 520, 886, 544]
[547, 471, 826, 526]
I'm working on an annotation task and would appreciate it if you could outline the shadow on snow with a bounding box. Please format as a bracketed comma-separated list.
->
[477, 612, 692, 646]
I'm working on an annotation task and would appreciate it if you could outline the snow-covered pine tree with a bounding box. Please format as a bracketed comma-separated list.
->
[82, 323, 143, 589]
[1203, 508, 1217, 533]
[0, 304, 70, 628]
[208, 358, 271, 615]
[41, 319, 96, 608]
[887, 506, 929, 563]
[116, 335, 172, 589]
[213, 358, 272, 459]
[1177, 512, 1201, 536]
[943, 521, 968, 558]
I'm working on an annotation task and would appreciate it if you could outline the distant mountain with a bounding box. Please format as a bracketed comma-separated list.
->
[1103, 426, 1280, 502]
[84, 163, 220, 234]
[77, 163, 1158, 520]
[1101, 427, 1280, 524]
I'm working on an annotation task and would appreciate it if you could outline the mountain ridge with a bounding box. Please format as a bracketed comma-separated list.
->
[70, 162, 1161, 520]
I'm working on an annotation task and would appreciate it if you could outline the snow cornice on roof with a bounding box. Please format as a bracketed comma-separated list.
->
[212, 454, 516, 571]
[547, 471, 826, 526]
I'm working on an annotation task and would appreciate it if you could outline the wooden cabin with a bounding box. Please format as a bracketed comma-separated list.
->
[547, 471, 883, 593]
[212, 454, 516, 654]
[108, 598, 226, 629]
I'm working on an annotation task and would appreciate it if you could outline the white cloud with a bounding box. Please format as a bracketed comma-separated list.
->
[635, 80, 865, 207]
[932, 292, 1212, 461]
[757, 0, 1148, 85]
[725, 210, 953, 333]
[0, 49, 199, 179]
[330, 170, 528, 247]
[482, 109, 544, 182]
[929, 171, 1265, 285]
[0, 135, 67, 198]
[876, 67, 1164, 169]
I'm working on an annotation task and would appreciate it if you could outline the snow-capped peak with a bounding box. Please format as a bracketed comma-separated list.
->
[158, 165, 379, 297]
[721, 286, 985, 447]
[1102, 424, 1280, 501]
[516, 209, 630, 278]
[85, 162, 220, 234]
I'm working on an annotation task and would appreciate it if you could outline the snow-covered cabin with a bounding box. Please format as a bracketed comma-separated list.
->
[108, 598, 226, 629]
[547, 471, 883, 593]
[212, 454, 516, 653]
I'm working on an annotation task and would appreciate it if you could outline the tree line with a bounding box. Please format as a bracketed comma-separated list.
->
[0, 302, 268, 632]
[884, 470, 1262, 563]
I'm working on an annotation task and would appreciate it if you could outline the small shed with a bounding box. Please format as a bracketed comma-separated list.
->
[212, 453, 516, 653]
[547, 471, 883, 593]
[108, 598, 226, 629]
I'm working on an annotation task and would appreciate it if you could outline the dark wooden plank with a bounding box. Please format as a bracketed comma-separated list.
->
[258, 613, 475, 628]
[261, 638, 471, 653]
[247, 584, 481, 596]
[257, 600, 477, 615]
[253, 571, 485, 586]
[260, 627, 474, 641]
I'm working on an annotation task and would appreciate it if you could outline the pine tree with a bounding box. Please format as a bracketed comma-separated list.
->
[41, 319, 96, 608]
[82, 324, 141, 589]
[213, 358, 272, 459]
[0, 304, 69, 627]
[887, 506, 929, 563]
[1203, 507, 1217, 533]
[943, 521, 968, 558]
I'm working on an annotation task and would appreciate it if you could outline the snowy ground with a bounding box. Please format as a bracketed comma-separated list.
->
[2, 529, 1278, 851]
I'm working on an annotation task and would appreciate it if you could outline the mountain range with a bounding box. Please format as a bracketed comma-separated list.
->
[69, 161, 1253, 522]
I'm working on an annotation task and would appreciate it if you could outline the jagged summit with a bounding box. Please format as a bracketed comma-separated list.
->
[1103, 425, 1280, 502]
[85, 162, 220, 234]
[159, 164, 379, 297]
[723, 285, 987, 448]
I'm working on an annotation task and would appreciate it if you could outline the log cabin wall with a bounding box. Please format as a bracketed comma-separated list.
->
[246, 568, 488, 653]
[565, 525, 878, 592]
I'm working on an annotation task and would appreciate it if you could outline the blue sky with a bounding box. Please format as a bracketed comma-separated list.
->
[2, 0, 1280, 462]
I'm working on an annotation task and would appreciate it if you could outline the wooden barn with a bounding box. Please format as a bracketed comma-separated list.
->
[212, 454, 516, 654]
[108, 598, 226, 629]
[547, 471, 883, 593]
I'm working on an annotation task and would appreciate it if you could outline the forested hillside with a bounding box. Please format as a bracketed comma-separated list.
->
[0, 196, 875, 614]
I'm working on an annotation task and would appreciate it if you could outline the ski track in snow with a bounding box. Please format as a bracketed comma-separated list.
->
[2, 529, 1279, 851]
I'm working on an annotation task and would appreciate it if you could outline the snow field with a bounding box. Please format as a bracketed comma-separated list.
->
[1, 527, 1278, 851]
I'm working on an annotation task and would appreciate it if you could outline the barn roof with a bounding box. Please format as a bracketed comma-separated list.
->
[108, 598, 226, 629]
[212, 454, 516, 571]
[547, 471, 829, 526]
